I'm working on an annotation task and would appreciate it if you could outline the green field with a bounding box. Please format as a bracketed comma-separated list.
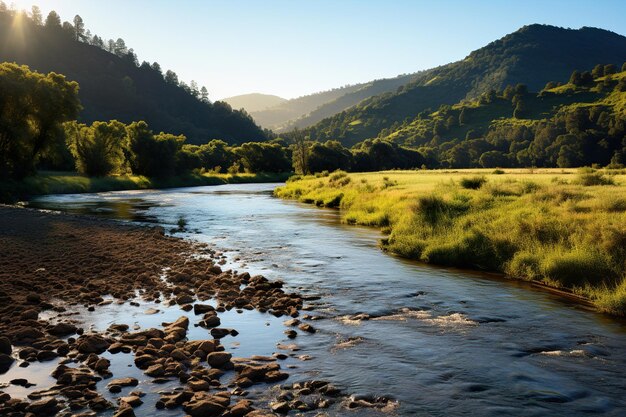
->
[0, 171, 290, 203]
[275, 168, 626, 315]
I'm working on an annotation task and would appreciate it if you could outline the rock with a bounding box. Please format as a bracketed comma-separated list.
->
[207, 351, 232, 368]
[194, 304, 215, 315]
[109, 385, 122, 393]
[113, 405, 136, 417]
[0, 336, 12, 355]
[187, 379, 212, 391]
[11, 327, 45, 345]
[0, 353, 15, 373]
[20, 309, 39, 320]
[119, 395, 143, 407]
[298, 323, 316, 333]
[230, 399, 253, 417]
[78, 335, 111, 354]
[94, 358, 111, 373]
[164, 316, 189, 330]
[200, 315, 221, 328]
[108, 377, 139, 387]
[26, 293, 41, 304]
[176, 294, 194, 305]
[270, 401, 290, 414]
[184, 398, 226, 417]
[210, 328, 231, 339]
[48, 322, 78, 336]
[26, 398, 60, 416]
[145, 363, 165, 377]
[37, 350, 58, 362]
[109, 323, 130, 332]
[283, 318, 300, 327]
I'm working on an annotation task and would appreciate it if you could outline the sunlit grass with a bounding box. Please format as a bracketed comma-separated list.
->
[275, 168, 626, 315]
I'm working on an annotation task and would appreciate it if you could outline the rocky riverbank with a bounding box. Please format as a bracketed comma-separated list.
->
[0, 206, 395, 416]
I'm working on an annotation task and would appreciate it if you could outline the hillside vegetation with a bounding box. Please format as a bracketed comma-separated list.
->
[0, 7, 265, 144]
[302, 25, 626, 146]
[275, 169, 626, 315]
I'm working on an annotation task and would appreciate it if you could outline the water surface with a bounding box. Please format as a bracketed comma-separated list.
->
[24, 184, 626, 416]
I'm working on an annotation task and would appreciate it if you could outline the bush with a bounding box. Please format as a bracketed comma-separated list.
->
[492, 169, 505, 175]
[541, 249, 615, 287]
[460, 176, 487, 189]
[576, 172, 615, 186]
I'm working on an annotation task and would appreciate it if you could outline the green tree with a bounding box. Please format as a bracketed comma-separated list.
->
[604, 64, 617, 75]
[569, 70, 582, 86]
[591, 64, 605, 78]
[66, 120, 129, 176]
[0, 63, 80, 179]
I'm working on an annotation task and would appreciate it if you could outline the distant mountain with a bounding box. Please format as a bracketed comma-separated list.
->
[250, 72, 422, 131]
[303, 25, 626, 146]
[0, 9, 266, 145]
[222, 93, 287, 113]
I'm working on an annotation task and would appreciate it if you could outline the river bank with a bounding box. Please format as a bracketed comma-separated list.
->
[0, 205, 391, 416]
[274, 168, 626, 316]
[0, 171, 292, 203]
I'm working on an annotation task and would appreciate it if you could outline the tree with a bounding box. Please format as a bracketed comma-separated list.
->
[290, 128, 309, 174]
[114, 38, 128, 57]
[604, 64, 617, 75]
[591, 64, 605, 79]
[234, 142, 291, 173]
[479, 150, 509, 168]
[569, 70, 582, 86]
[513, 99, 528, 119]
[62, 21, 74, 37]
[0, 63, 80, 179]
[30, 5, 42, 25]
[200, 86, 209, 103]
[189, 80, 199, 98]
[622, 62, 626, 72]
[91, 35, 104, 48]
[151, 62, 162, 74]
[164, 70, 179, 85]
[73, 15, 85, 41]
[66, 120, 129, 176]
[126, 121, 185, 178]
[45, 10, 61, 29]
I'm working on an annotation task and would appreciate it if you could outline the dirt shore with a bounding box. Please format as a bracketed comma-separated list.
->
[0, 206, 374, 416]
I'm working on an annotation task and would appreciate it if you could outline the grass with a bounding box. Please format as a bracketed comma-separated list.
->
[0, 171, 291, 203]
[275, 168, 626, 316]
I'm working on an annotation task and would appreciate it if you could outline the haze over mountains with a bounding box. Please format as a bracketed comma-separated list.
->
[229, 25, 626, 145]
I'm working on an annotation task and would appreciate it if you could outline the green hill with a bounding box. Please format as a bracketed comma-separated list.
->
[303, 25, 626, 146]
[222, 93, 287, 113]
[0, 8, 266, 145]
[379, 68, 626, 168]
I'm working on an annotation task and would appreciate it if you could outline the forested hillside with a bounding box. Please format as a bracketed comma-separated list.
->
[303, 25, 626, 146]
[0, 5, 266, 144]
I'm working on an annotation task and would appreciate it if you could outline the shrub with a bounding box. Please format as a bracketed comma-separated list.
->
[460, 176, 487, 189]
[576, 172, 614, 186]
[541, 249, 615, 287]
[492, 169, 505, 175]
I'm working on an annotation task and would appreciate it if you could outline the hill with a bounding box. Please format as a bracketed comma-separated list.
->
[250, 72, 422, 131]
[302, 25, 626, 146]
[221, 93, 286, 113]
[0, 8, 266, 145]
[379, 66, 626, 168]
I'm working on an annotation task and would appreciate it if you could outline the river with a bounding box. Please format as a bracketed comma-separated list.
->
[19, 183, 626, 416]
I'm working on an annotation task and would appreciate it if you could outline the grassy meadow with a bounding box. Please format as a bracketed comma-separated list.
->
[0, 171, 290, 202]
[275, 168, 626, 315]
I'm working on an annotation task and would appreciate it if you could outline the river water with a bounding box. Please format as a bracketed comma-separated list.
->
[20, 183, 626, 416]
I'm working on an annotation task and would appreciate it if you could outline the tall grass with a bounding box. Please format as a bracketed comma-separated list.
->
[275, 169, 626, 316]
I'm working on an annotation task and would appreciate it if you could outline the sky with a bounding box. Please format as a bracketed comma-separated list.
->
[7, 0, 626, 100]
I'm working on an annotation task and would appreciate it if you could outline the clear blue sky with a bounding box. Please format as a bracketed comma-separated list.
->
[9, 0, 626, 99]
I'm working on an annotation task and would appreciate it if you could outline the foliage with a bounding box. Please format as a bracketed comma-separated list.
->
[0, 63, 80, 179]
[65, 120, 129, 176]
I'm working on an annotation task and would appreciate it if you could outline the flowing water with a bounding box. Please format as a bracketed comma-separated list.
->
[17, 183, 626, 416]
